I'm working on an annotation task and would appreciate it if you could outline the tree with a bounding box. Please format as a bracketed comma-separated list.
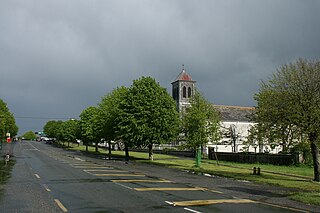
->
[60, 119, 80, 147]
[99, 86, 128, 158]
[181, 90, 220, 167]
[22, 131, 37, 140]
[43, 120, 63, 139]
[116, 77, 180, 161]
[0, 99, 18, 140]
[254, 58, 320, 181]
[79, 106, 103, 152]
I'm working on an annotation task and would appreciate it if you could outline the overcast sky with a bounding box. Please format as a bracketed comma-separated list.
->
[1, 0, 320, 135]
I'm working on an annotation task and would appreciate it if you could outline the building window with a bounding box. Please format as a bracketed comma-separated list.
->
[188, 87, 192, 98]
[183, 86, 186, 98]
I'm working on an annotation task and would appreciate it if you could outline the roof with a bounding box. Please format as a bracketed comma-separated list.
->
[214, 105, 255, 122]
[172, 69, 195, 83]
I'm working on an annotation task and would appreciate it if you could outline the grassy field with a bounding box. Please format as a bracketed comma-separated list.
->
[66, 144, 320, 206]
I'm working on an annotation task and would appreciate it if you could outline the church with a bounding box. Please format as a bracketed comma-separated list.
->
[171, 67, 280, 154]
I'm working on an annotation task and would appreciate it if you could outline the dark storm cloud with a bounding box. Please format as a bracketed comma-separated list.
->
[1, 0, 320, 134]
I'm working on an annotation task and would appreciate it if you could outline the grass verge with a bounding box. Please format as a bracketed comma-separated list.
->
[65, 144, 319, 206]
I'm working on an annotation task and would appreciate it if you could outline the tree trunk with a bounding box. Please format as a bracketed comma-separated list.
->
[195, 146, 201, 167]
[309, 133, 320, 182]
[108, 141, 112, 160]
[95, 142, 98, 152]
[86, 142, 88, 152]
[148, 144, 153, 161]
[124, 144, 130, 162]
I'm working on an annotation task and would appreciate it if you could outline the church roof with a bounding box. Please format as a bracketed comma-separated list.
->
[214, 105, 255, 122]
[172, 68, 195, 83]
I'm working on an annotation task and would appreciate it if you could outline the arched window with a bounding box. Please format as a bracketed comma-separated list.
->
[183, 86, 187, 98]
[188, 87, 192, 98]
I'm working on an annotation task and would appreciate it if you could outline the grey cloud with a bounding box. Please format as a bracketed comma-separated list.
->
[1, 0, 320, 134]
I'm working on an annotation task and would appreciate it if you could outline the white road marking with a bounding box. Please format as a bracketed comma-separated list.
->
[74, 157, 85, 161]
[114, 182, 133, 190]
[43, 184, 51, 192]
[35, 174, 40, 179]
[54, 199, 68, 212]
[184, 207, 202, 213]
[165, 201, 174, 205]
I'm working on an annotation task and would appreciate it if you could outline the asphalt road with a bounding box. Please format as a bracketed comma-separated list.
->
[0, 141, 318, 213]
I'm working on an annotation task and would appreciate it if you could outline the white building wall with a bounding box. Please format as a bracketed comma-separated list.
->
[206, 121, 282, 154]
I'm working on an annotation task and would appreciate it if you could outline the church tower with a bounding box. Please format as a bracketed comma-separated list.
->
[171, 65, 196, 113]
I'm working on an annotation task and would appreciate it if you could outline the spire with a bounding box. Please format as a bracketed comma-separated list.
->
[173, 64, 195, 82]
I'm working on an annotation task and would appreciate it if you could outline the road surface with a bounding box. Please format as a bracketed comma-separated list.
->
[0, 141, 318, 212]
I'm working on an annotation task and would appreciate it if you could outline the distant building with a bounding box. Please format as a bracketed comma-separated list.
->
[171, 66, 280, 154]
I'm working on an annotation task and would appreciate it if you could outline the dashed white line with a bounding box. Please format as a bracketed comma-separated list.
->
[43, 184, 51, 192]
[114, 182, 133, 190]
[184, 207, 202, 213]
[165, 201, 174, 205]
[34, 174, 40, 179]
[54, 199, 68, 212]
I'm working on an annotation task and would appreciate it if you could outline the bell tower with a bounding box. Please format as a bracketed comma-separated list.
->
[171, 65, 196, 113]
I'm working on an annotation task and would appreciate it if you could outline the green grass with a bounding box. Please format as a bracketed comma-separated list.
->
[202, 159, 314, 178]
[65, 144, 320, 206]
[290, 192, 320, 206]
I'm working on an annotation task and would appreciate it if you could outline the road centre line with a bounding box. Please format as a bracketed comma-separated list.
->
[112, 179, 172, 183]
[43, 184, 51, 192]
[172, 199, 255, 206]
[134, 187, 207, 191]
[54, 199, 68, 212]
[34, 174, 40, 179]
[114, 182, 133, 190]
[184, 207, 202, 213]
[27, 142, 40, 151]
[165, 201, 174, 205]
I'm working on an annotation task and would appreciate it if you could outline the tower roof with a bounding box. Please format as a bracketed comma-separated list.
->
[172, 66, 195, 83]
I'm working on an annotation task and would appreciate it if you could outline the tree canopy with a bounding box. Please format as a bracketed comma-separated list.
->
[43, 120, 63, 139]
[116, 76, 180, 160]
[181, 90, 220, 167]
[22, 131, 37, 140]
[79, 106, 103, 152]
[0, 99, 18, 140]
[254, 58, 320, 181]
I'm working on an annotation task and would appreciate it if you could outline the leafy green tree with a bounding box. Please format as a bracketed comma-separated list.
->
[254, 58, 320, 181]
[116, 77, 180, 161]
[181, 90, 220, 167]
[60, 119, 81, 147]
[43, 120, 63, 139]
[79, 106, 103, 152]
[0, 99, 18, 140]
[99, 86, 128, 158]
[22, 131, 37, 140]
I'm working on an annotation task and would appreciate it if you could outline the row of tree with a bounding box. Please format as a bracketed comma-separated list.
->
[42, 58, 320, 181]
[43, 76, 220, 166]
[0, 99, 18, 141]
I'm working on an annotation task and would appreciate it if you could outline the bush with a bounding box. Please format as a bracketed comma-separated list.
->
[290, 142, 313, 166]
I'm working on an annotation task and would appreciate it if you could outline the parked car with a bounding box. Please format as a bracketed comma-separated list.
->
[42, 137, 54, 144]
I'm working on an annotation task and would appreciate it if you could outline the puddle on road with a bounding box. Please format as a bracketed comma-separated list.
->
[0, 159, 15, 199]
